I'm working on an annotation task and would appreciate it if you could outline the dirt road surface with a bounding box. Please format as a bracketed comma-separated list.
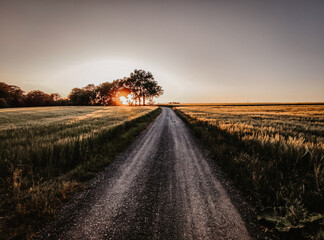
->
[39, 107, 259, 240]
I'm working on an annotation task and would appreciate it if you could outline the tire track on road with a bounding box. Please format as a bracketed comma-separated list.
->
[39, 107, 253, 240]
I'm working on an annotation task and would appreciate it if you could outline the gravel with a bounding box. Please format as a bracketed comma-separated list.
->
[38, 107, 265, 240]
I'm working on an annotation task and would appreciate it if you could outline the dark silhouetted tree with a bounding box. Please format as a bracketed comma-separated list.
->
[96, 80, 124, 105]
[0, 82, 25, 107]
[68, 84, 98, 106]
[124, 70, 163, 105]
[25, 90, 52, 106]
[50, 93, 61, 102]
[96, 82, 114, 105]
[68, 88, 90, 106]
[0, 70, 163, 108]
[83, 84, 97, 105]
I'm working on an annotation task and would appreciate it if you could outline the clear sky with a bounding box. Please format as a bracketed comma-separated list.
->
[0, 0, 323, 103]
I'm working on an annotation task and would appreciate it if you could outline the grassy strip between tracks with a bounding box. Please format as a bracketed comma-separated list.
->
[0, 107, 162, 240]
[174, 107, 324, 240]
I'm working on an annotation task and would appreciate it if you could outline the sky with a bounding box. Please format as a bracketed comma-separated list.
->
[0, 0, 323, 103]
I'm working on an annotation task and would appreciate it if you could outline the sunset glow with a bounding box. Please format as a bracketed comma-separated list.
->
[119, 94, 134, 105]
[0, 1, 323, 103]
[0, 1, 324, 239]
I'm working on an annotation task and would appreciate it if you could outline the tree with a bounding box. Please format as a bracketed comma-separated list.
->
[95, 81, 126, 105]
[68, 84, 98, 106]
[0, 69, 164, 108]
[25, 90, 52, 106]
[124, 69, 163, 105]
[0, 82, 25, 107]
[124, 75, 141, 105]
[142, 77, 163, 105]
[68, 88, 90, 106]
[110, 79, 124, 105]
[50, 93, 61, 103]
[96, 82, 113, 105]
[83, 84, 97, 105]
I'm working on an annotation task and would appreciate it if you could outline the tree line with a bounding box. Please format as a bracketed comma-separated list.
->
[0, 69, 163, 108]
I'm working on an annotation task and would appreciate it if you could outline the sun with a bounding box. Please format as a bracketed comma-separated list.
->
[119, 94, 134, 105]
[119, 96, 128, 105]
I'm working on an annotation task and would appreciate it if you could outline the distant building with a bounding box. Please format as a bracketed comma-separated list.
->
[169, 102, 180, 104]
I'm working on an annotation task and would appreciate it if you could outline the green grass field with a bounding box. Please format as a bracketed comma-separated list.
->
[174, 104, 324, 238]
[0, 106, 160, 239]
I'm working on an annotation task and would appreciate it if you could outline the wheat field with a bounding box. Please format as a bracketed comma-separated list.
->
[0, 106, 156, 178]
[0, 106, 158, 239]
[175, 105, 323, 150]
[174, 104, 324, 236]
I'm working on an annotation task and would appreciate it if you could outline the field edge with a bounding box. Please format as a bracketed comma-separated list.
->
[173, 107, 324, 240]
[2, 107, 162, 240]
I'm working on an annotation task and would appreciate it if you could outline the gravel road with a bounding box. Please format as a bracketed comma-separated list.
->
[39, 107, 257, 240]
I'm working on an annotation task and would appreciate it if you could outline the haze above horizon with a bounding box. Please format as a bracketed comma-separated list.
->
[0, 0, 323, 103]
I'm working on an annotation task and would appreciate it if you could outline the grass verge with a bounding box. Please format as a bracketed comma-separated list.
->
[1, 107, 161, 240]
[174, 108, 324, 240]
